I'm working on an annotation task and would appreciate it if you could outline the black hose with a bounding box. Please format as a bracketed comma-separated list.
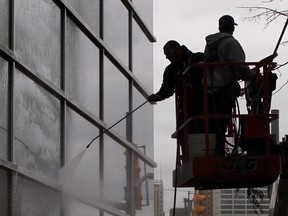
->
[173, 130, 180, 216]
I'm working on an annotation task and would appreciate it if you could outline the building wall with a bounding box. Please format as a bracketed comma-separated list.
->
[213, 188, 270, 216]
[154, 180, 165, 216]
[0, 0, 155, 215]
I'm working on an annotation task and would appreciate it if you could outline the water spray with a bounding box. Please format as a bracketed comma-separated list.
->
[58, 99, 150, 191]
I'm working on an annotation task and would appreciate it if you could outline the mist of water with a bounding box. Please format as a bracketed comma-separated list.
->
[58, 149, 87, 191]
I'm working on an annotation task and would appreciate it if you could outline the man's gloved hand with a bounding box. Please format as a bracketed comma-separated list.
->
[148, 94, 162, 103]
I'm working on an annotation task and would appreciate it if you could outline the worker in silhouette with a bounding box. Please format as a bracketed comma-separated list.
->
[149, 40, 204, 160]
[204, 15, 255, 155]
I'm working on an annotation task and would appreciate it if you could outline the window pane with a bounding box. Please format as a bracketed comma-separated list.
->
[65, 197, 100, 216]
[15, 0, 61, 87]
[14, 69, 60, 179]
[17, 175, 61, 216]
[133, 20, 153, 92]
[132, 89, 153, 159]
[234, 200, 245, 204]
[234, 205, 245, 209]
[0, 168, 8, 215]
[132, 0, 153, 30]
[103, 135, 127, 208]
[0, 57, 8, 160]
[104, 0, 129, 67]
[103, 58, 128, 138]
[132, 89, 154, 214]
[66, 0, 100, 35]
[66, 17, 100, 117]
[221, 190, 232, 194]
[65, 107, 101, 200]
[66, 107, 99, 159]
[234, 210, 245, 214]
[221, 200, 232, 204]
[0, 0, 9, 46]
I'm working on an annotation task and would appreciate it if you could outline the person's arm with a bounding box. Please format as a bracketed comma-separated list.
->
[149, 66, 175, 102]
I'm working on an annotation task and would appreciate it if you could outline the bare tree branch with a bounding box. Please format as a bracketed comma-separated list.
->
[239, 6, 288, 28]
[239, 6, 288, 46]
[275, 61, 288, 71]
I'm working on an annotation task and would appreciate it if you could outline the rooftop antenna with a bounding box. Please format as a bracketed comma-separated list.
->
[160, 160, 162, 180]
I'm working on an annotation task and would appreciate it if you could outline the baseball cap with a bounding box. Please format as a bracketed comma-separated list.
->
[219, 15, 238, 29]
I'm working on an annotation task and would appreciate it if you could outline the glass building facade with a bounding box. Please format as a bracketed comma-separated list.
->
[213, 188, 270, 216]
[0, 0, 156, 215]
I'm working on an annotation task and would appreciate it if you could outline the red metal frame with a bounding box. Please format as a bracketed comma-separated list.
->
[173, 59, 281, 189]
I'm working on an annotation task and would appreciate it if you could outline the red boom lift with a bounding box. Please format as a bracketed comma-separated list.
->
[172, 56, 282, 190]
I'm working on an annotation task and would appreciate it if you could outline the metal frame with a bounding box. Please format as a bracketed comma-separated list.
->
[173, 60, 281, 189]
[0, 0, 156, 215]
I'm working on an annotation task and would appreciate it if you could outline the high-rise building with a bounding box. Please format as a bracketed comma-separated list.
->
[155, 180, 165, 216]
[0, 0, 156, 215]
[213, 188, 270, 216]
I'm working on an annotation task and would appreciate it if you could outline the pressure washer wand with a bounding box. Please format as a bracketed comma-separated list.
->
[258, 17, 288, 64]
[86, 100, 149, 149]
[273, 17, 288, 56]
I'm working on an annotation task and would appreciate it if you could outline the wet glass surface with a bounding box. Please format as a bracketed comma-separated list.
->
[15, 0, 61, 87]
[0, 57, 8, 160]
[66, 17, 100, 117]
[14, 69, 60, 179]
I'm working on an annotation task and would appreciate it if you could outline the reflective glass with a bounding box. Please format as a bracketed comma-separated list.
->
[132, 20, 153, 92]
[132, 88, 154, 215]
[14, 69, 60, 179]
[132, 89, 153, 160]
[66, 107, 99, 159]
[17, 175, 61, 216]
[0, 0, 9, 46]
[0, 57, 8, 160]
[103, 135, 127, 207]
[66, 18, 100, 117]
[104, 0, 129, 67]
[132, 0, 153, 30]
[15, 0, 61, 87]
[65, 107, 101, 200]
[103, 57, 129, 138]
[65, 197, 100, 216]
[0, 168, 8, 215]
[66, 0, 100, 35]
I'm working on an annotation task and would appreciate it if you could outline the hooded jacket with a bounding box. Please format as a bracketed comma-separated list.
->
[204, 32, 251, 89]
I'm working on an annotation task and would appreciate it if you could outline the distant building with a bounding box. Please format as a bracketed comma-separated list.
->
[213, 188, 270, 216]
[155, 180, 165, 216]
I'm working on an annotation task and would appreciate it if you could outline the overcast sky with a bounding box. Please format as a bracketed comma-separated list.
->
[152, 0, 288, 213]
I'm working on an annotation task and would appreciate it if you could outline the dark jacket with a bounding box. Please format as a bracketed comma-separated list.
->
[155, 45, 204, 100]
